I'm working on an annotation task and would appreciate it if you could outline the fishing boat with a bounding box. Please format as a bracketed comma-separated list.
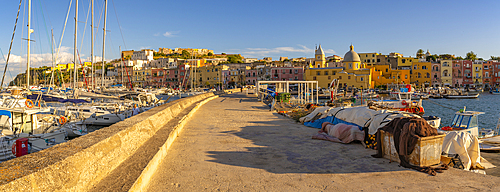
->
[444, 93, 479, 99]
[438, 108, 494, 138]
[490, 88, 500, 95]
[368, 85, 424, 115]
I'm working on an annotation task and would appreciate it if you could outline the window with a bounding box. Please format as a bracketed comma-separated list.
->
[313, 76, 316, 80]
[289, 69, 292, 74]
[207, 77, 210, 80]
[405, 75, 408, 79]
[324, 71, 328, 75]
[207, 70, 210, 72]
[377, 59, 380, 62]
[356, 63, 359, 68]
[316, 71, 321, 75]
[360, 77, 364, 81]
[328, 76, 331, 80]
[402, 59, 406, 63]
[332, 71, 336, 75]
[348, 76, 351, 79]
[339, 76, 342, 79]
[414, 65, 417, 70]
[294, 69, 298, 74]
[385, 69, 388, 72]
[349, 63, 352, 68]
[422, 66, 427, 70]
[426, 73, 430, 78]
[372, 59, 375, 63]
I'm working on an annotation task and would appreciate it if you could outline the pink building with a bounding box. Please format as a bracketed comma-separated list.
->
[452, 60, 463, 87]
[431, 63, 441, 87]
[462, 60, 473, 86]
[270, 67, 304, 81]
[483, 61, 493, 89]
[246, 69, 259, 85]
[493, 61, 500, 87]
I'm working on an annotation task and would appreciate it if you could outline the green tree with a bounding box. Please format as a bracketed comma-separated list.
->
[491, 56, 500, 60]
[181, 50, 191, 59]
[465, 51, 477, 60]
[207, 52, 213, 56]
[416, 49, 424, 58]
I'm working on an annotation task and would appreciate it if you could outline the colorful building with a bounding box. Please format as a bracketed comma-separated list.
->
[492, 61, 500, 87]
[472, 61, 483, 86]
[270, 67, 304, 82]
[311, 45, 326, 68]
[305, 45, 373, 89]
[370, 64, 410, 87]
[483, 61, 493, 88]
[431, 62, 441, 87]
[410, 61, 432, 87]
[452, 60, 463, 87]
[440, 60, 452, 86]
[462, 60, 473, 86]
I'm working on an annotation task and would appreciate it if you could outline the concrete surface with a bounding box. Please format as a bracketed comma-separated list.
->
[0, 92, 214, 191]
[146, 92, 500, 191]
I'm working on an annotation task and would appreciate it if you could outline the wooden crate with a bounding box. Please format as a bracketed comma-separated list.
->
[380, 130, 445, 167]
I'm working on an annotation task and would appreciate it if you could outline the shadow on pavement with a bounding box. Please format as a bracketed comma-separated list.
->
[206, 93, 406, 174]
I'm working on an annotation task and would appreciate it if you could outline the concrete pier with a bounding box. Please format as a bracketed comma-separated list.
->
[143, 92, 500, 191]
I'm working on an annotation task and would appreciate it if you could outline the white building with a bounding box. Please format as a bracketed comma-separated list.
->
[148, 58, 178, 69]
[132, 49, 154, 61]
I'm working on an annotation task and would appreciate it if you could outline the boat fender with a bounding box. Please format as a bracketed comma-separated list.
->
[25, 99, 34, 108]
[133, 103, 139, 109]
[59, 116, 67, 125]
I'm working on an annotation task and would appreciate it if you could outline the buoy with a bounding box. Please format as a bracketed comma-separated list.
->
[25, 99, 34, 108]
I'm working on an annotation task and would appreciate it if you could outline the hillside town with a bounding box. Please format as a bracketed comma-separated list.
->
[13, 45, 500, 91]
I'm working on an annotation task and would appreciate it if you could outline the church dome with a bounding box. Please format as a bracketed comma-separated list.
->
[343, 44, 360, 62]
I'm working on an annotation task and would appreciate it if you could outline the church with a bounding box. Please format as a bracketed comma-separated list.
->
[304, 44, 374, 89]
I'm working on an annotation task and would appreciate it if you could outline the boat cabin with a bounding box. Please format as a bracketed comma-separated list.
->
[446, 111, 483, 137]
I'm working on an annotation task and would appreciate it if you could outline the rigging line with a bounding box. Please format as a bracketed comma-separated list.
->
[0, 48, 15, 86]
[425, 99, 456, 111]
[0, 0, 23, 89]
[36, 0, 52, 48]
[55, 0, 72, 65]
[111, 0, 127, 49]
[79, 0, 92, 53]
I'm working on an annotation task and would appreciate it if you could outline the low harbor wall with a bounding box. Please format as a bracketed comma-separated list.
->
[0, 92, 216, 191]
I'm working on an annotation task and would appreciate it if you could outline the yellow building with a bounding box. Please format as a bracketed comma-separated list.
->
[410, 61, 432, 87]
[305, 44, 374, 89]
[196, 65, 229, 87]
[359, 52, 379, 65]
[472, 61, 483, 85]
[54, 64, 67, 71]
[370, 64, 410, 86]
[397, 57, 418, 69]
[311, 45, 326, 68]
[440, 60, 453, 86]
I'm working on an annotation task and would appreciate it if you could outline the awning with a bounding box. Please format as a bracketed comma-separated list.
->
[0, 110, 11, 118]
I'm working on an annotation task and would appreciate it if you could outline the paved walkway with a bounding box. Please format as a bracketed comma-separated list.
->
[146, 92, 500, 191]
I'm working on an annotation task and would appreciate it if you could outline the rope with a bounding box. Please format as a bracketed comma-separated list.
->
[0, 0, 23, 89]
[426, 99, 456, 111]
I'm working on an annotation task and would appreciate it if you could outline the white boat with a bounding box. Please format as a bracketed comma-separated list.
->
[438, 108, 493, 138]
[444, 93, 479, 99]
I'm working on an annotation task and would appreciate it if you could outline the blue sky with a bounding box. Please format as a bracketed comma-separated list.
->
[1, 0, 500, 84]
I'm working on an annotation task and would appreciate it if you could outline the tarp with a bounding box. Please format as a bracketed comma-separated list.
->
[442, 131, 481, 171]
[0, 110, 11, 118]
[57, 99, 90, 103]
[301, 106, 420, 134]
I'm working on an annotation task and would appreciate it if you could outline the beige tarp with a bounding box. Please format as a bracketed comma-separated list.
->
[442, 131, 481, 171]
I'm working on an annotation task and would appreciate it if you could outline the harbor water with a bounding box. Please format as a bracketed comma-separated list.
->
[422, 93, 500, 130]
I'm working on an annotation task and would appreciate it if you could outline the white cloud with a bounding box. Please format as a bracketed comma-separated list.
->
[0, 46, 113, 85]
[239, 45, 336, 58]
[162, 31, 179, 37]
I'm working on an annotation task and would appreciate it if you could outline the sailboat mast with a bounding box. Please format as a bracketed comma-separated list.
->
[102, 0, 108, 88]
[73, 0, 78, 89]
[91, 0, 94, 90]
[49, 29, 55, 93]
[27, 0, 32, 88]
[120, 46, 124, 85]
